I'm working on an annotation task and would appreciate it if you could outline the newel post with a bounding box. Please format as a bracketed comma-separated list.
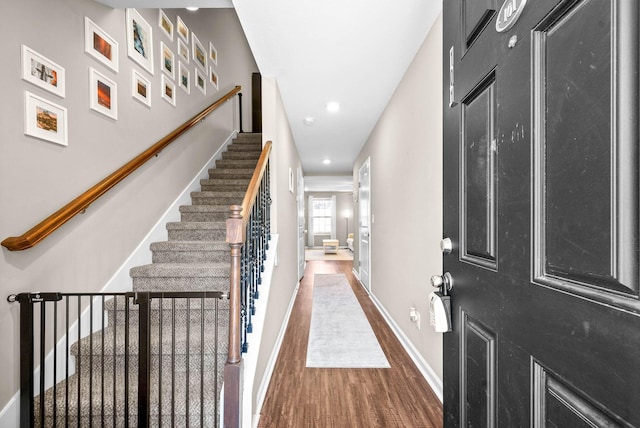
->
[225, 205, 244, 428]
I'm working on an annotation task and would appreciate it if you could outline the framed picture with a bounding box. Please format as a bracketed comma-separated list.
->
[126, 8, 153, 75]
[209, 66, 218, 90]
[132, 69, 151, 107]
[178, 39, 189, 63]
[21, 45, 65, 98]
[192, 32, 206, 71]
[84, 17, 118, 73]
[195, 67, 206, 95]
[89, 67, 118, 120]
[209, 42, 217, 66]
[160, 42, 175, 79]
[161, 74, 176, 106]
[176, 16, 189, 42]
[178, 62, 190, 94]
[158, 9, 173, 41]
[24, 91, 68, 146]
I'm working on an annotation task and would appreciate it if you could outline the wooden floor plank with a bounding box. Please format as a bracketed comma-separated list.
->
[257, 260, 443, 427]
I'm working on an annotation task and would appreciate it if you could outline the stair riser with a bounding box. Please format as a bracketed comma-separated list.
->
[153, 250, 229, 263]
[208, 172, 254, 180]
[167, 229, 227, 241]
[180, 212, 230, 222]
[215, 160, 259, 169]
[222, 151, 260, 160]
[191, 196, 244, 206]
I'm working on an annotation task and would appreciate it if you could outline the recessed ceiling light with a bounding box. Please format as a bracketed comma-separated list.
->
[323, 159, 331, 165]
[186, 7, 199, 11]
[326, 101, 340, 112]
[303, 117, 315, 126]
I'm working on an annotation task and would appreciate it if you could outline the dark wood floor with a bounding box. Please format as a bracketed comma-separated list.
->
[257, 260, 443, 427]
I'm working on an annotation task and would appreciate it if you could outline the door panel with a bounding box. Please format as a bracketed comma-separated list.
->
[443, 0, 640, 426]
[462, 0, 497, 50]
[461, 73, 498, 269]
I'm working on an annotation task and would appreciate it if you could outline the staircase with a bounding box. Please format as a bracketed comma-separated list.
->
[33, 133, 263, 427]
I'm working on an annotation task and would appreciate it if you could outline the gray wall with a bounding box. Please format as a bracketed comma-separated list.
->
[304, 191, 354, 247]
[252, 77, 302, 415]
[0, 0, 257, 410]
[353, 14, 443, 381]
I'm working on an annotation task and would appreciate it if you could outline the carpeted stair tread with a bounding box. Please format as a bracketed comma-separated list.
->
[222, 151, 260, 160]
[151, 240, 229, 252]
[190, 190, 246, 198]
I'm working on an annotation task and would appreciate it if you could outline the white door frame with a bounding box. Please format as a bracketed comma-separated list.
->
[297, 168, 305, 279]
[358, 158, 371, 292]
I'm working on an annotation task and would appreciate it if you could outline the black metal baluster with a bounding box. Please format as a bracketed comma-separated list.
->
[185, 298, 190, 427]
[76, 296, 81, 428]
[123, 296, 130, 428]
[112, 296, 117, 428]
[39, 301, 45, 428]
[214, 298, 219, 424]
[101, 295, 105, 427]
[171, 298, 176, 427]
[89, 297, 94, 427]
[65, 297, 70, 428]
[200, 295, 204, 428]
[137, 293, 151, 427]
[158, 297, 163, 427]
[53, 299, 58, 426]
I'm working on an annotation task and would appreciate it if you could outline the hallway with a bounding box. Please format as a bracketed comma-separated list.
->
[258, 260, 443, 427]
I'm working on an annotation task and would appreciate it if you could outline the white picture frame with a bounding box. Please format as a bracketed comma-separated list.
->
[178, 38, 189, 63]
[24, 91, 68, 146]
[21, 45, 65, 98]
[126, 8, 154, 75]
[176, 16, 189, 43]
[179, 62, 190, 94]
[209, 41, 218, 66]
[158, 9, 174, 41]
[131, 69, 151, 107]
[192, 32, 207, 71]
[160, 41, 175, 79]
[161, 74, 176, 106]
[89, 67, 118, 120]
[84, 17, 119, 73]
[209, 66, 219, 91]
[195, 67, 206, 95]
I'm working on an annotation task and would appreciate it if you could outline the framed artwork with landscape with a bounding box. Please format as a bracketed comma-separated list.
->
[192, 32, 207, 71]
[89, 67, 118, 120]
[84, 17, 118, 72]
[24, 91, 68, 146]
[158, 9, 173, 41]
[126, 8, 154, 75]
[132, 69, 151, 107]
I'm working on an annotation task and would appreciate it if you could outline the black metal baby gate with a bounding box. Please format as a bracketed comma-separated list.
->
[8, 290, 227, 427]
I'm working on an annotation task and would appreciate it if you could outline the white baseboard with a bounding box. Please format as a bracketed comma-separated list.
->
[0, 131, 238, 428]
[368, 293, 443, 402]
[251, 278, 300, 428]
[353, 266, 442, 401]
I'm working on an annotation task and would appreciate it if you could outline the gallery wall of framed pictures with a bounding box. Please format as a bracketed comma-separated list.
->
[19, 7, 224, 148]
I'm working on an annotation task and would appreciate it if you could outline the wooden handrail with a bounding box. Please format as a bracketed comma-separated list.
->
[2, 86, 242, 251]
[241, 141, 272, 222]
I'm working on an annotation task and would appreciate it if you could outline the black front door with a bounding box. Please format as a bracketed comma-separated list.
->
[443, 0, 640, 426]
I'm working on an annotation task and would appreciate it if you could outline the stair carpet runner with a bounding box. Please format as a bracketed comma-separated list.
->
[35, 133, 262, 427]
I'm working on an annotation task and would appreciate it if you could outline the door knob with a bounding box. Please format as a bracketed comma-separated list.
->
[431, 272, 453, 291]
[440, 238, 453, 254]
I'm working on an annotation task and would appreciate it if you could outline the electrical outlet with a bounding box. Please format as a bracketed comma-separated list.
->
[409, 307, 421, 330]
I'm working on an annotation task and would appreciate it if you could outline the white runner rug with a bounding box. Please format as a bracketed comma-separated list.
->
[306, 274, 390, 368]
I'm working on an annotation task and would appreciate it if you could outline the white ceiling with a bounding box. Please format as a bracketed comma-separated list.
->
[96, 0, 442, 181]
